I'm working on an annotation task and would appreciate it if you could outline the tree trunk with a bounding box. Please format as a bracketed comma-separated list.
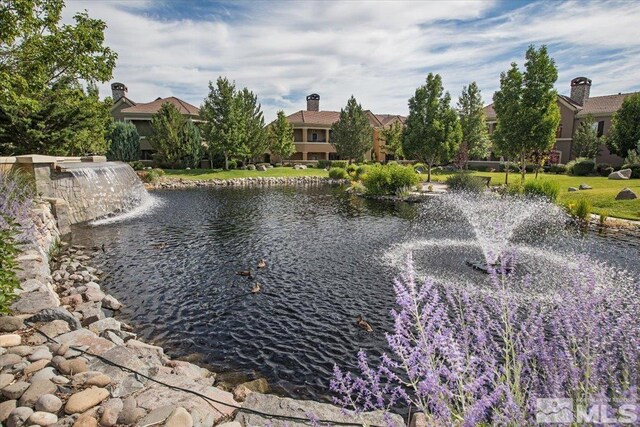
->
[427, 162, 432, 183]
[224, 153, 229, 170]
[520, 150, 526, 183]
[505, 160, 509, 185]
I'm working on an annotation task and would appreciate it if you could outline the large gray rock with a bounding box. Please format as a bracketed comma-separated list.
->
[11, 290, 59, 314]
[608, 168, 632, 180]
[56, 329, 115, 356]
[579, 183, 592, 190]
[18, 379, 57, 407]
[27, 307, 82, 331]
[89, 346, 149, 398]
[236, 393, 405, 427]
[615, 188, 638, 200]
[0, 317, 25, 333]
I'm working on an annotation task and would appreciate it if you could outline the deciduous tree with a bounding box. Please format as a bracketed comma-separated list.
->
[606, 93, 640, 158]
[330, 96, 373, 164]
[379, 121, 404, 161]
[149, 103, 202, 168]
[572, 115, 601, 160]
[457, 82, 489, 166]
[403, 73, 461, 182]
[268, 110, 296, 161]
[235, 88, 267, 163]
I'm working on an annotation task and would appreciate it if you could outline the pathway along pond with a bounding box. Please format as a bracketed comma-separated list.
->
[71, 186, 640, 401]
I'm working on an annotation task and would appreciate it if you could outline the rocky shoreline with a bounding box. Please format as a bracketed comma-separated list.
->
[145, 176, 350, 190]
[0, 202, 404, 427]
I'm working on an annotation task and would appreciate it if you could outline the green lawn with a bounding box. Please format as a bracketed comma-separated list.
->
[164, 167, 329, 180]
[429, 171, 640, 221]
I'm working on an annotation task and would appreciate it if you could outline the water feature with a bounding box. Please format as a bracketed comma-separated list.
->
[70, 186, 640, 401]
[54, 162, 155, 223]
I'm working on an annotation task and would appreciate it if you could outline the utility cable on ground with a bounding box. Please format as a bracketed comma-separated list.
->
[25, 320, 391, 427]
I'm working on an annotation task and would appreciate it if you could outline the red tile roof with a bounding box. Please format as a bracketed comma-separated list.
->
[121, 96, 200, 116]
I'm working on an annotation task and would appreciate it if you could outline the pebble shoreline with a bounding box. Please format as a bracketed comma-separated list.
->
[0, 202, 403, 427]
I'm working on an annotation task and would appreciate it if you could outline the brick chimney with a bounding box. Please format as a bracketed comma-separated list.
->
[111, 82, 128, 103]
[306, 93, 320, 111]
[570, 77, 591, 106]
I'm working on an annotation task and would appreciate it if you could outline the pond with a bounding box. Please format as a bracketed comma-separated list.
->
[71, 186, 640, 401]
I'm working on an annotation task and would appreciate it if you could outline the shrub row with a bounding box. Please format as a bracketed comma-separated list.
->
[361, 164, 420, 196]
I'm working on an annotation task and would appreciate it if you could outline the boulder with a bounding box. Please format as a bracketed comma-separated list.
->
[65, 387, 110, 414]
[165, 407, 193, 427]
[257, 165, 268, 172]
[88, 317, 120, 336]
[568, 187, 578, 192]
[38, 319, 72, 338]
[236, 393, 404, 427]
[101, 295, 122, 311]
[233, 378, 269, 402]
[10, 290, 59, 314]
[56, 329, 115, 356]
[18, 379, 57, 407]
[89, 346, 150, 398]
[608, 169, 631, 180]
[0, 317, 24, 333]
[579, 183, 592, 190]
[615, 188, 638, 200]
[27, 307, 82, 331]
[293, 164, 307, 170]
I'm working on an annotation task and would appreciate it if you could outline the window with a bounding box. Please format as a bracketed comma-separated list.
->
[312, 132, 318, 142]
[597, 121, 605, 137]
[556, 124, 563, 138]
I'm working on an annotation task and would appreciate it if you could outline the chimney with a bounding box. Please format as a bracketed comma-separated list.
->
[570, 77, 591, 106]
[306, 93, 320, 111]
[111, 82, 128, 103]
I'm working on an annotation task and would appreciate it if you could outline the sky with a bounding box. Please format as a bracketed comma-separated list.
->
[63, 0, 640, 122]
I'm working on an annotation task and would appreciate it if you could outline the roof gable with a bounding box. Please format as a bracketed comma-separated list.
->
[120, 96, 200, 116]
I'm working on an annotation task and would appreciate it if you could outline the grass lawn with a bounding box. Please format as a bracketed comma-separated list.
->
[164, 167, 329, 180]
[428, 171, 640, 221]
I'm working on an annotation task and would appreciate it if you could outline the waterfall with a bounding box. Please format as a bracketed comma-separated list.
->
[53, 162, 156, 224]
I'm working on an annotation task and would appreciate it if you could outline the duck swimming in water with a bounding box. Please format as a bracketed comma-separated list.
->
[251, 282, 261, 294]
[356, 315, 373, 332]
[257, 259, 267, 269]
[236, 269, 253, 278]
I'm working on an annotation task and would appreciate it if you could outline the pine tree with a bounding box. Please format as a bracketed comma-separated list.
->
[107, 121, 140, 162]
[572, 114, 600, 159]
[403, 73, 461, 182]
[457, 82, 489, 166]
[149, 103, 202, 167]
[330, 96, 373, 164]
[268, 110, 296, 161]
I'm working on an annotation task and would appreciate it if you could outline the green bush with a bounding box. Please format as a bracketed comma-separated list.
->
[621, 163, 640, 178]
[346, 163, 358, 175]
[0, 224, 20, 314]
[567, 158, 595, 176]
[129, 161, 145, 171]
[227, 160, 237, 170]
[332, 160, 348, 169]
[549, 164, 567, 174]
[354, 165, 371, 180]
[569, 198, 592, 222]
[107, 121, 140, 162]
[505, 181, 523, 195]
[328, 167, 349, 180]
[523, 179, 560, 201]
[361, 164, 420, 196]
[317, 160, 331, 169]
[138, 168, 164, 183]
[445, 173, 486, 193]
[596, 163, 612, 176]
[413, 163, 426, 173]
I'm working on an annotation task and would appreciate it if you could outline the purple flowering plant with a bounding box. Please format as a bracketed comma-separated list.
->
[331, 252, 640, 425]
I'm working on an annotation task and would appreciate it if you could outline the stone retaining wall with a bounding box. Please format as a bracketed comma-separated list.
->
[146, 176, 350, 190]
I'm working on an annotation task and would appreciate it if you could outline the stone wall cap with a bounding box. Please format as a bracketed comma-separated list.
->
[14, 155, 59, 164]
[0, 156, 17, 164]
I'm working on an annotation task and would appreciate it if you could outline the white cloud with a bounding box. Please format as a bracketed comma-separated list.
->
[62, 0, 640, 121]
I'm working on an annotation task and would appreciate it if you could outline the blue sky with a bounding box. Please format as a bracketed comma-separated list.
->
[63, 0, 640, 121]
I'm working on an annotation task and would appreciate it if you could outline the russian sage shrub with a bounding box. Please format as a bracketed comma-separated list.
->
[331, 254, 639, 425]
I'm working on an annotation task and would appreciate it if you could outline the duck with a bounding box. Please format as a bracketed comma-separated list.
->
[251, 282, 261, 294]
[257, 259, 267, 269]
[236, 269, 253, 278]
[356, 315, 373, 333]
[151, 242, 166, 249]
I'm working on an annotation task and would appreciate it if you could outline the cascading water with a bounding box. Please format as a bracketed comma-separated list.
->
[56, 162, 157, 224]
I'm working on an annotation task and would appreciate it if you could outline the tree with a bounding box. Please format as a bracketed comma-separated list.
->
[493, 45, 560, 182]
[457, 82, 490, 166]
[379, 121, 404, 161]
[572, 115, 601, 159]
[268, 110, 296, 161]
[330, 96, 373, 164]
[149, 103, 202, 168]
[403, 73, 462, 182]
[107, 121, 140, 162]
[0, 0, 117, 156]
[235, 88, 267, 163]
[606, 93, 640, 158]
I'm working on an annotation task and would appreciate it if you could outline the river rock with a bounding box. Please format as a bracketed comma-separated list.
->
[6, 406, 33, 427]
[35, 394, 62, 413]
[28, 347, 53, 362]
[0, 373, 14, 388]
[72, 371, 111, 387]
[31, 367, 56, 382]
[39, 319, 72, 338]
[61, 294, 83, 306]
[236, 393, 405, 427]
[101, 295, 121, 311]
[73, 414, 98, 427]
[608, 169, 632, 180]
[0, 317, 24, 332]
[98, 398, 122, 427]
[17, 278, 47, 294]
[2, 381, 30, 400]
[58, 358, 89, 375]
[56, 329, 114, 356]
[28, 411, 58, 426]
[65, 387, 110, 414]
[233, 378, 269, 402]
[118, 396, 145, 425]
[0, 334, 22, 347]
[166, 407, 193, 427]
[579, 183, 592, 190]
[125, 340, 166, 367]
[137, 404, 176, 426]
[19, 379, 57, 407]
[84, 287, 105, 303]
[0, 353, 23, 367]
[89, 346, 148, 397]
[23, 358, 50, 375]
[10, 290, 59, 314]
[615, 188, 638, 200]
[27, 308, 82, 331]
[0, 399, 16, 422]
[7, 345, 34, 357]
[88, 318, 120, 336]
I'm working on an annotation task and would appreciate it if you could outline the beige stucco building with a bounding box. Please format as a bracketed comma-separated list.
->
[484, 77, 637, 166]
[285, 94, 405, 162]
[109, 83, 201, 160]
